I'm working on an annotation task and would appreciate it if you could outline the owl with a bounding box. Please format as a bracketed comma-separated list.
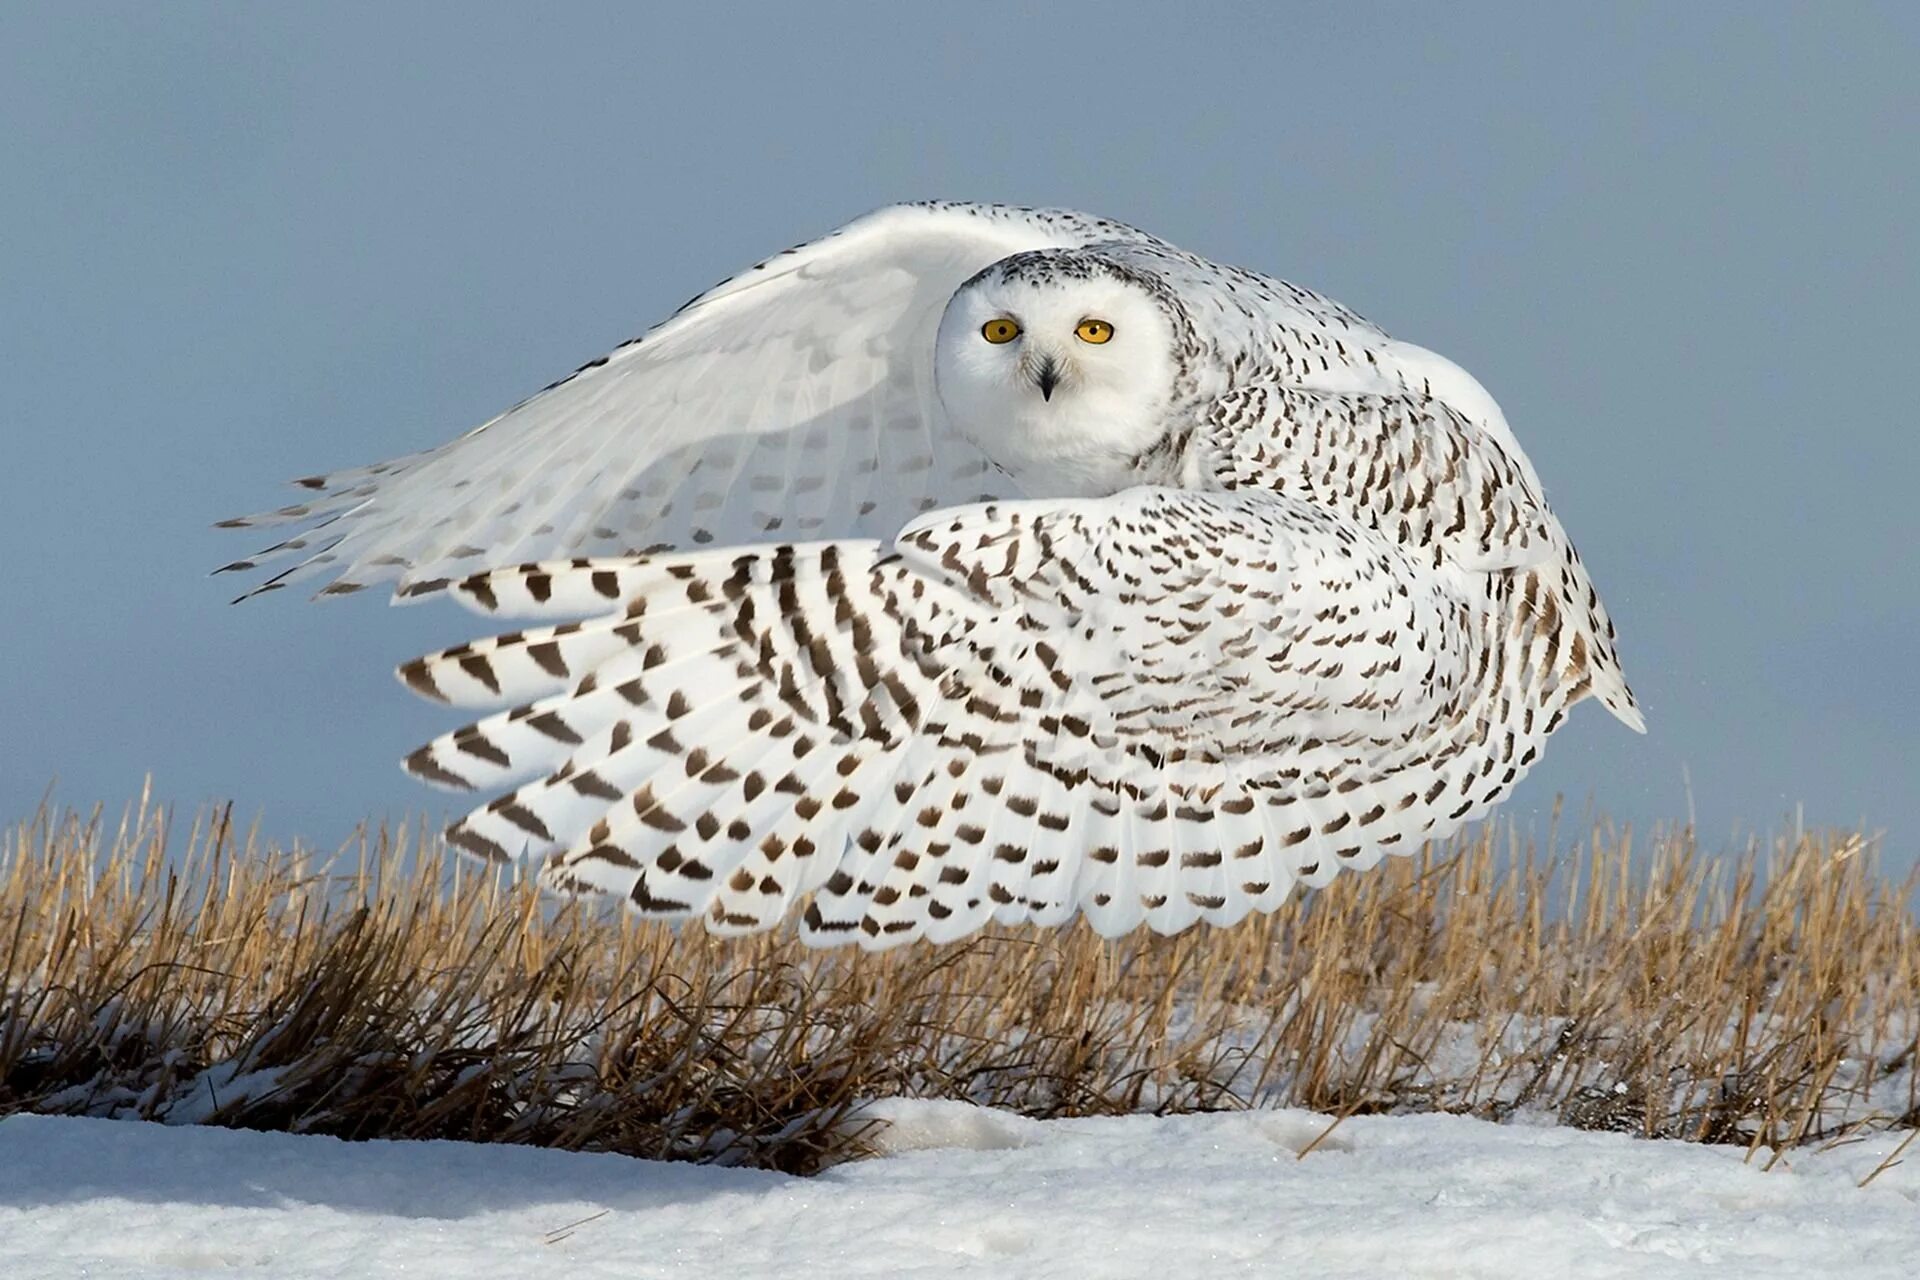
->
[220, 202, 1642, 948]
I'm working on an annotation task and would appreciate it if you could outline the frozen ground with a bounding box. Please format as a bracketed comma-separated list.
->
[0, 1104, 1914, 1279]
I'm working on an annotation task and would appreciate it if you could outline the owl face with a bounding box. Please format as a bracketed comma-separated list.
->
[934, 254, 1179, 498]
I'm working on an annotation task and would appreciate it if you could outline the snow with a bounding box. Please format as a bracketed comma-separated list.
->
[0, 1107, 1914, 1279]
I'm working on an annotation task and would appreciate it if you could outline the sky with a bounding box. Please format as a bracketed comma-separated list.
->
[1, 3, 1914, 867]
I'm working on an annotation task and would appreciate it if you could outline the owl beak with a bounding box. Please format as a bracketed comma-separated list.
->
[1034, 356, 1059, 401]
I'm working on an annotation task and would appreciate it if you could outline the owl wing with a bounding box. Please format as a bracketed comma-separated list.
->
[390, 486, 1499, 949]
[1199, 379, 1559, 573]
[1198, 377, 1644, 730]
[216, 202, 1162, 600]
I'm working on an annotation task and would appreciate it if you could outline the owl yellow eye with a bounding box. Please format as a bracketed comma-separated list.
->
[981, 318, 1022, 344]
[1075, 318, 1114, 344]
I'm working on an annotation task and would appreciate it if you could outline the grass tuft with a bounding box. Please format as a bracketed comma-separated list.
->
[2, 791, 1913, 1173]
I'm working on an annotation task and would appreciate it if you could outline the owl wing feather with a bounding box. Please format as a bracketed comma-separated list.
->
[215, 202, 1162, 600]
[398, 486, 1514, 948]
[1197, 379, 1643, 731]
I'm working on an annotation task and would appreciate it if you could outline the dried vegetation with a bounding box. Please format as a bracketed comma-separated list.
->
[2, 793, 1913, 1174]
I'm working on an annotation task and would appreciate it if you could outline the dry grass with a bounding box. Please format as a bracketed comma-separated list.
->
[2, 790, 1914, 1174]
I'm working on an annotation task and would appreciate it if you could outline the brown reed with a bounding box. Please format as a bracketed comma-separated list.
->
[1, 788, 1912, 1173]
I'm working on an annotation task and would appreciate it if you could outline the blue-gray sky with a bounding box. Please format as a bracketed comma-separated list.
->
[2, 4, 1914, 864]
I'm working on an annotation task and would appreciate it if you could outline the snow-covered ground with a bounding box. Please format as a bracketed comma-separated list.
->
[1, 1105, 1914, 1278]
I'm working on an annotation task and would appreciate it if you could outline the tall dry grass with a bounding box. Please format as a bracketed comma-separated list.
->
[1, 791, 1913, 1173]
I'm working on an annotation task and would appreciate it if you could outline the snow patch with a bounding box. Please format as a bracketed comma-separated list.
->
[158, 1063, 292, 1125]
[849, 1096, 1045, 1155]
[0, 1107, 1913, 1279]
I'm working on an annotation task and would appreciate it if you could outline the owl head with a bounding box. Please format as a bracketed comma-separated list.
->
[934, 250, 1182, 498]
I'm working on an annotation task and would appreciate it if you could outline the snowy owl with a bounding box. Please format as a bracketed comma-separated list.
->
[221, 201, 1643, 948]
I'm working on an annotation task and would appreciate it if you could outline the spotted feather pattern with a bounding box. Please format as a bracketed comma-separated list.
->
[400, 475, 1632, 948]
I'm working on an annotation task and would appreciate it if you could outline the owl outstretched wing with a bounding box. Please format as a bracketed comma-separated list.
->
[390, 486, 1564, 949]
[216, 202, 1162, 600]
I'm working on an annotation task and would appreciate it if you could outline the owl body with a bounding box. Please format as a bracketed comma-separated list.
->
[222, 201, 1642, 947]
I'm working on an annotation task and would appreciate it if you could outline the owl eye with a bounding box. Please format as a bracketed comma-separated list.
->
[981, 318, 1022, 344]
[1075, 318, 1114, 344]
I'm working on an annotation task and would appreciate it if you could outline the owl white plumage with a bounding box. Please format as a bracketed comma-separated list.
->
[221, 201, 1643, 948]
